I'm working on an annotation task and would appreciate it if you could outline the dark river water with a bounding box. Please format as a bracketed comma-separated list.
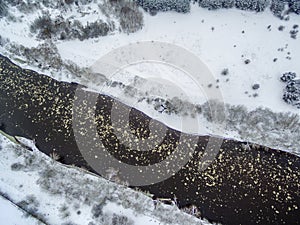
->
[0, 54, 299, 225]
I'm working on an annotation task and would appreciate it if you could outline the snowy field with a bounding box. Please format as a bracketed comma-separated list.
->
[47, 5, 300, 114]
[0, 132, 214, 225]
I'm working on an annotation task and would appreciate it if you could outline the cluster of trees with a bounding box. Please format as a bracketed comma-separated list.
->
[9, 41, 64, 70]
[270, 0, 300, 17]
[2, 0, 143, 38]
[150, 96, 202, 117]
[138, 89, 300, 154]
[8, 41, 88, 81]
[103, 0, 144, 33]
[196, 0, 300, 15]
[135, 0, 300, 17]
[197, 0, 269, 11]
[135, 0, 191, 13]
[30, 12, 111, 40]
[3, 0, 95, 9]
[281, 72, 300, 108]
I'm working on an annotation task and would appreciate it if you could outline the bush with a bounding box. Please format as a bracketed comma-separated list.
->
[0, 35, 9, 46]
[30, 13, 55, 39]
[11, 163, 24, 171]
[65, 0, 75, 4]
[92, 203, 105, 218]
[111, 214, 134, 225]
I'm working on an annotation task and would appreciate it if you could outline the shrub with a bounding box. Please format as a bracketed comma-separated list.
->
[11, 163, 24, 171]
[252, 84, 260, 90]
[112, 214, 134, 225]
[92, 203, 105, 218]
[244, 59, 251, 64]
[30, 13, 55, 39]
[0, 35, 9, 46]
[65, 0, 75, 4]
[221, 68, 229, 75]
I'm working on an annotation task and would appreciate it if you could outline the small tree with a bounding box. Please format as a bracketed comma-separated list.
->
[30, 12, 55, 39]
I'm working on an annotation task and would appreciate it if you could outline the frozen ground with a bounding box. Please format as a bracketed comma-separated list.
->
[1, 3, 300, 155]
[0, 132, 214, 225]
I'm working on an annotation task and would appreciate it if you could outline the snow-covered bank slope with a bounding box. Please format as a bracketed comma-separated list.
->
[0, 133, 213, 225]
[0, 196, 43, 225]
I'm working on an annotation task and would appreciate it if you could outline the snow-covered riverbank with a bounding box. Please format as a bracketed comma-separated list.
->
[0, 132, 213, 225]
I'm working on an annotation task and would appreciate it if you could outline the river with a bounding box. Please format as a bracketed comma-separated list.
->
[0, 54, 299, 225]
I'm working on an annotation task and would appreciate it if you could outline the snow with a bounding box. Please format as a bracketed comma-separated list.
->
[56, 5, 300, 114]
[103, 202, 162, 225]
[0, 133, 214, 225]
[0, 196, 42, 225]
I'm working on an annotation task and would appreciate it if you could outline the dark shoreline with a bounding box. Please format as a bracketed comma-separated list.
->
[0, 54, 299, 225]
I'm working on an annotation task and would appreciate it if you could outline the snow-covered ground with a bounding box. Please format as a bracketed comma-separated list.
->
[58, 5, 300, 113]
[0, 196, 43, 225]
[0, 132, 214, 225]
[1, 3, 300, 155]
